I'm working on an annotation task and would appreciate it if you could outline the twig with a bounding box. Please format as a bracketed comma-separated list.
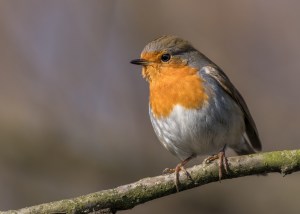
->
[2, 150, 300, 214]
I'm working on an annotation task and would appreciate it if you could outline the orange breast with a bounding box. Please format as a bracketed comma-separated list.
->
[149, 65, 208, 118]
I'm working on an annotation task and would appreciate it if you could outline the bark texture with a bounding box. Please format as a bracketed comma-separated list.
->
[2, 150, 300, 214]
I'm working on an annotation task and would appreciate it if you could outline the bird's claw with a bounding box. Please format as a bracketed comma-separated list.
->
[163, 155, 195, 192]
[204, 151, 229, 181]
[203, 154, 219, 164]
[162, 168, 175, 174]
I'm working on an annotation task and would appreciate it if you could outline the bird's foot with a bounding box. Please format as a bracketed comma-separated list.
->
[162, 155, 195, 192]
[204, 151, 229, 181]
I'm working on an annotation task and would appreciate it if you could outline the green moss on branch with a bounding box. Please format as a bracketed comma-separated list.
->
[1, 149, 300, 214]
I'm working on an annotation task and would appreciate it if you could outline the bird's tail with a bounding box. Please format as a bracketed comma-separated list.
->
[231, 137, 256, 155]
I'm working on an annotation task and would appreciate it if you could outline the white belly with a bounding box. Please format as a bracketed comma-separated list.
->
[149, 92, 245, 160]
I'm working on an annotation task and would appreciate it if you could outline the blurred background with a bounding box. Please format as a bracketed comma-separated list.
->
[0, 0, 299, 213]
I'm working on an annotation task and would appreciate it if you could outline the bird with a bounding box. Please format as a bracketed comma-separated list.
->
[130, 35, 262, 191]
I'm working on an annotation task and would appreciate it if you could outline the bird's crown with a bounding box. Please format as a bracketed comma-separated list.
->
[142, 35, 195, 54]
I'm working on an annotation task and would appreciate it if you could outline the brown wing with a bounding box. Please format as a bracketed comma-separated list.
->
[204, 66, 262, 151]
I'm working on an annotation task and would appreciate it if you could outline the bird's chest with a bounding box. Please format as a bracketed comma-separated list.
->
[149, 72, 208, 118]
[148, 72, 209, 158]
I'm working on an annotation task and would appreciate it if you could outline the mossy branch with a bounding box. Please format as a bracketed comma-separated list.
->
[2, 149, 300, 214]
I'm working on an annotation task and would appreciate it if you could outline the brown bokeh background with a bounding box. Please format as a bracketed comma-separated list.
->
[0, 1, 299, 213]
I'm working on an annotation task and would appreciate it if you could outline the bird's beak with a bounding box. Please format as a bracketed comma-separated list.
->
[130, 58, 149, 66]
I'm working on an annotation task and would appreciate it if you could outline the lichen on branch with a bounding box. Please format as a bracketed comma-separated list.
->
[2, 150, 300, 214]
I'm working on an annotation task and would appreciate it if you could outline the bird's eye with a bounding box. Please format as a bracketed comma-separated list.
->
[161, 53, 171, 62]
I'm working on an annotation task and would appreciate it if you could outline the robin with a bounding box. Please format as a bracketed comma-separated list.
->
[131, 35, 261, 191]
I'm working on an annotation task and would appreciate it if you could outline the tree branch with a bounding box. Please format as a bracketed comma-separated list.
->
[2, 149, 300, 214]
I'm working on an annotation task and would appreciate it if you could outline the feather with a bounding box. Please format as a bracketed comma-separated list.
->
[203, 65, 262, 151]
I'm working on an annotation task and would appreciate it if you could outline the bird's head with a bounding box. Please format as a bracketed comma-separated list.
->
[131, 35, 198, 82]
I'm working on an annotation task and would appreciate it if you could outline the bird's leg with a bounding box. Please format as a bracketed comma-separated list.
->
[163, 155, 195, 192]
[204, 145, 229, 181]
[218, 147, 229, 180]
